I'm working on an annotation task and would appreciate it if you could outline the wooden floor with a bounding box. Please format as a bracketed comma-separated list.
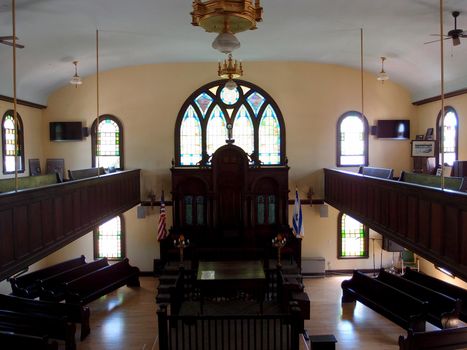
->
[75, 274, 441, 350]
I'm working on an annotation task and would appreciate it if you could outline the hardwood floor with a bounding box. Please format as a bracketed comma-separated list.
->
[75, 275, 442, 350]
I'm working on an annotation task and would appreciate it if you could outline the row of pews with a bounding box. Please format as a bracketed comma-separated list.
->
[2, 255, 140, 349]
[342, 268, 467, 349]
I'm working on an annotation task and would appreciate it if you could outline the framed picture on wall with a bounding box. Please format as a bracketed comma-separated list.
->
[415, 134, 425, 140]
[425, 128, 434, 140]
[411, 140, 435, 157]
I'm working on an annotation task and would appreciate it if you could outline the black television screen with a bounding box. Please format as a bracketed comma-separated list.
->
[49, 122, 83, 141]
[376, 119, 410, 139]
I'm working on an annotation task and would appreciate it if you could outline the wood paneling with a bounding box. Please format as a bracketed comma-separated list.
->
[324, 168, 467, 281]
[0, 170, 140, 281]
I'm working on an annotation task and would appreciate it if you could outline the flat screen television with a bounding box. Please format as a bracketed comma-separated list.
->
[49, 121, 84, 141]
[376, 119, 410, 140]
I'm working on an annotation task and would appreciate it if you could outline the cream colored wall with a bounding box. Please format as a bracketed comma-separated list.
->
[42, 61, 416, 272]
[0, 101, 44, 179]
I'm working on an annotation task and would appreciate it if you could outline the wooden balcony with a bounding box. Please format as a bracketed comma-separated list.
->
[0, 169, 141, 281]
[324, 168, 467, 281]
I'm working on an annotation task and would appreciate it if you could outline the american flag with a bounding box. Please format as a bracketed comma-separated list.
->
[157, 191, 168, 241]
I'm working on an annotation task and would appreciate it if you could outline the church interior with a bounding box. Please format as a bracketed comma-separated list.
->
[1, 0, 467, 349]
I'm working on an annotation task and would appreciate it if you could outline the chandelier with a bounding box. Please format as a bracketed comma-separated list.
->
[191, 0, 263, 54]
[377, 57, 389, 83]
[218, 53, 243, 90]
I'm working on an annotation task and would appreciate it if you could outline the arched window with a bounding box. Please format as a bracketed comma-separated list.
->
[94, 215, 125, 260]
[91, 115, 123, 170]
[175, 80, 285, 166]
[2, 110, 25, 174]
[437, 107, 458, 166]
[338, 213, 369, 259]
[336, 111, 369, 167]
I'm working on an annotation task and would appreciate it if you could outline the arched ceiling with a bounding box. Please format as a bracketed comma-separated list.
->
[0, 0, 466, 105]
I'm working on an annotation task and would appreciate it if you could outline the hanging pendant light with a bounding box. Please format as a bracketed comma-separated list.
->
[377, 57, 389, 83]
[70, 61, 83, 86]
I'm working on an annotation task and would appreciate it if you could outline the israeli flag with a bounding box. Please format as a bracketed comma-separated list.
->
[293, 189, 304, 238]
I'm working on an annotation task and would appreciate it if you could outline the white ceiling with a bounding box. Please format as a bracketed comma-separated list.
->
[0, 0, 466, 105]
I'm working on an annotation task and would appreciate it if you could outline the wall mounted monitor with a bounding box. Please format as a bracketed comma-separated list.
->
[376, 119, 410, 140]
[49, 121, 84, 141]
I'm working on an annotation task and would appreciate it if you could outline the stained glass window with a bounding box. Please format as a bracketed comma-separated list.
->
[2, 111, 24, 174]
[247, 92, 265, 117]
[196, 196, 204, 225]
[206, 106, 227, 156]
[338, 213, 368, 259]
[95, 216, 124, 260]
[92, 115, 123, 170]
[233, 105, 254, 155]
[176, 80, 285, 166]
[180, 106, 202, 165]
[337, 112, 368, 167]
[257, 195, 265, 224]
[259, 105, 281, 165]
[438, 108, 458, 166]
[268, 195, 276, 224]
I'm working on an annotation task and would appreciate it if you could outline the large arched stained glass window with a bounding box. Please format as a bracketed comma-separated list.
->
[338, 213, 369, 259]
[91, 115, 123, 170]
[94, 215, 125, 260]
[437, 107, 458, 166]
[175, 80, 285, 166]
[336, 111, 369, 167]
[2, 111, 24, 174]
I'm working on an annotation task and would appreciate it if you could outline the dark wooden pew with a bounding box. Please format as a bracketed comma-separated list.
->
[0, 293, 90, 340]
[0, 309, 76, 350]
[65, 258, 140, 305]
[68, 167, 105, 181]
[403, 267, 467, 323]
[377, 269, 461, 329]
[0, 331, 58, 350]
[342, 270, 427, 332]
[358, 166, 394, 179]
[39, 258, 109, 302]
[399, 171, 466, 191]
[399, 327, 467, 350]
[9, 255, 86, 298]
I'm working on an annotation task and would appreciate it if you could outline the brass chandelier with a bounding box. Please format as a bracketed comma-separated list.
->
[218, 53, 243, 89]
[191, 0, 263, 54]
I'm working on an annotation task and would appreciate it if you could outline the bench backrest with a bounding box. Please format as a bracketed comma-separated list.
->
[10, 255, 86, 297]
[399, 171, 465, 191]
[399, 327, 467, 350]
[358, 166, 394, 179]
[68, 167, 105, 180]
[0, 173, 57, 193]
[403, 267, 467, 321]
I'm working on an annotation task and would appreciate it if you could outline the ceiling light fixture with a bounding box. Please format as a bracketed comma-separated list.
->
[377, 56, 389, 83]
[218, 53, 243, 90]
[70, 60, 82, 87]
[192, 0, 263, 54]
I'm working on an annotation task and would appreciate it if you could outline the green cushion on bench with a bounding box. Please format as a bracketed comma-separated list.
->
[400, 171, 464, 191]
[0, 173, 57, 193]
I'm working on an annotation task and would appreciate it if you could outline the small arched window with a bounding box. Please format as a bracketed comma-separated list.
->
[338, 213, 369, 259]
[94, 215, 125, 260]
[437, 107, 458, 166]
[2, 110, 25, 174]
[175, 80, 285, 166]
[91, 115, 123, 170]
[336, 111, 369, 167]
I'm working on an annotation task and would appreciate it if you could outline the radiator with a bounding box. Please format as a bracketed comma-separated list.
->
[301, 257, 325, 275]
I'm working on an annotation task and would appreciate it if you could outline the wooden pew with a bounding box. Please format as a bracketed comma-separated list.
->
[0, 331, 58, 350]
[376, 269, 461, 329]
[39, 258, 109, 302]
[341, 270, 428, 332]
[65, 258, 140, 305]
[358, 166, 394, 179]
[399, 171, 465, 191]
[68, 167, 105, 180]
[0, 293, 91, 340]
[403, 267, 467, 323]
[10, 256, 86, 298]
[0, 309, 76, 350]
[399, 327, 467, 350]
